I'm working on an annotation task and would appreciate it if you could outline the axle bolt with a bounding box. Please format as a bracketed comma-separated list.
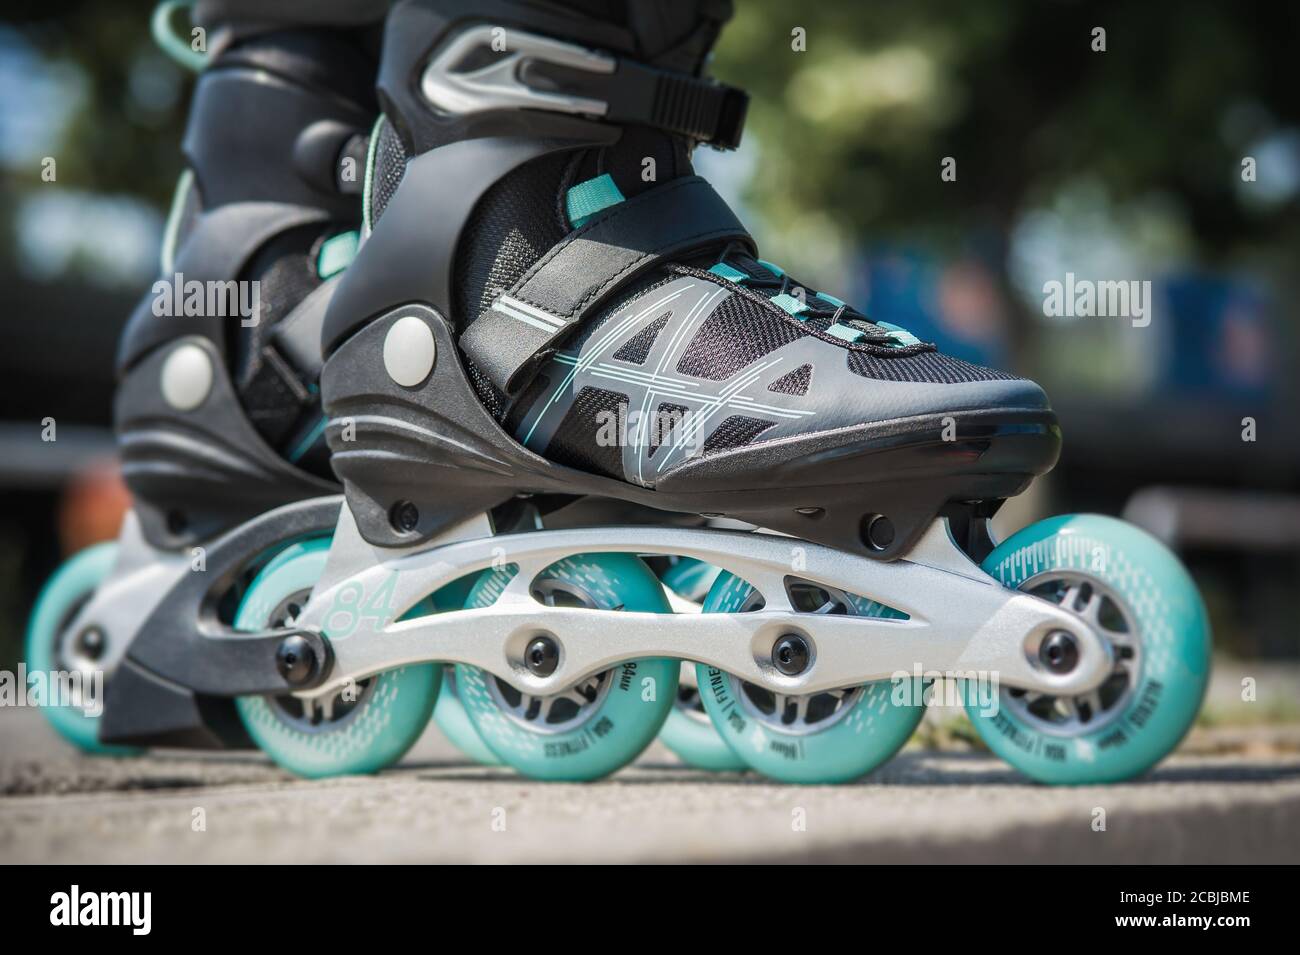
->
[390, 499, 420, 534]
[1039, 631, 1079, 674]
[74, 627, 106, 661]
[525, 635, 560, 677]
[772, 634, 811, 676]
[863, 514, 895, 551]
[276, 635, 318, 686]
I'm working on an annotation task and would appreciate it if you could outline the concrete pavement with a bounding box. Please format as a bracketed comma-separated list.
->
[2, 706, 1297, 863]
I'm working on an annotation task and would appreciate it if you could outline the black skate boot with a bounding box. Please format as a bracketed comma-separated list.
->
[307, 0, 1055, 783]
[322, 0, 1059, 559]
[27, 1, 384, 754]
[305, 0, 1206, 787]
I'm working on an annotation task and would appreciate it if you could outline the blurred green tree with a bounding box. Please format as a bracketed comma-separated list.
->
[710, 0, 1300, 342]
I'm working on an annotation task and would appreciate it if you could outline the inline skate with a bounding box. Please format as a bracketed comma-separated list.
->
[25, 2, 382, 758]
[88, 0, 1212, 785]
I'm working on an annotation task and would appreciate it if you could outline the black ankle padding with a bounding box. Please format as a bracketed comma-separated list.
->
[452, 153, 573, 328]
[518, 0, 734, 71]
[194, 0, 388, 31]
[183, 32, 375, 214]
[587, 126, 691, 200]
[217, 29, 379, 113]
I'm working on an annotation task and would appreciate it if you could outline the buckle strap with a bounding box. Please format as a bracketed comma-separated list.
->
[605, 59, 748, 150]
[461, 176, 753, 394]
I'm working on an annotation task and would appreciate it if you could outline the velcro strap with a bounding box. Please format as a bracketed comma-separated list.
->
[242, 344, 314, 446]
[461, 176, 752, 394]
[270, 278, 336, 379]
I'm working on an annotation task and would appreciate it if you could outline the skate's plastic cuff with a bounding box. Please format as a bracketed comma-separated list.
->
[461, 176, 753, 394]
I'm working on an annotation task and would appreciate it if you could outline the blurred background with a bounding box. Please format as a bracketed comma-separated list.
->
[0, 0, 1297, 733]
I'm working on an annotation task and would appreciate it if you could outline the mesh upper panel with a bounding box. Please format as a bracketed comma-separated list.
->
[566, 271, 680, 351]
[675, 292, 808, 380]
[465, 357, 507, 421]
[544, 386, 628, 479]
[846, 350, 1021, 383]
[768, 363, 812, 395]
[649, 402, 689, 458]
[503, 373, 550, 435]
[613, 311, 671, 363]
[702, 415, 776, 453]
[453, 153, 570, 329]
[370, 118, 408, 225]
[669, 273, 1019, 386]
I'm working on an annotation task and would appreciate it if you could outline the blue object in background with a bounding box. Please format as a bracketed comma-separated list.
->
[1160, 273, 1274, 401]
[846, 247, 1012, 371]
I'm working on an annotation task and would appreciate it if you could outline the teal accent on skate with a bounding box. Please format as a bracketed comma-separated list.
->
[770, 292, 809, 315]
[876, 320, 922, 347]
[24, 542, 137, 755]
[962, 513, 1211, 785]
[767, 283, 874, 343]
[770, 287, 881, 347]
[565, 174, 625, 228]
[825, 323, 865, 343]
[233, 538, 440, 779]
[456, 554, 677, 781]
[708, 262, 749, 283]
[658, 695, 748, 772]
[432, 669, 502, 766]
[658, 557, 723, 604]
[392, 573, 501, 766]
[653, 559, 745, 770]
[361, 114, 385, 234]
[714, 252, 924, 349]
[696, 574, 923, 784]
[287, 416, 328, 464]
[159, 169, 194, 276]
[316, 230, 359, 279]
[151, 1, 209, 72]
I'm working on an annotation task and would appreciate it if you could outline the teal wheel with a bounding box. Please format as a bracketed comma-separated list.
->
[697, 573, 925, 784]
[659, 663, 748, 772]
[962, 513, 1211, 784]
[456, 553, 677, 781]
[653, 558, 746, 772]
[658, 557, 721, 605]
[233, 538, 441, 778]
[432, 666, 502, 766]
[402, 572, 501, 767]
[24, 542, 135, 754]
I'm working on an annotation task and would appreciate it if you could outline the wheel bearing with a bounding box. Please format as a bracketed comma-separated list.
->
[1039, 630, 1080, 674]
[276, 635, 318, 686]
[771, 633, 811, 676]
[525, 635, 560, 677]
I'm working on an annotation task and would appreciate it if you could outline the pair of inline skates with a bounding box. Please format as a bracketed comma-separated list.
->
[26, 0, 1210, 785]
